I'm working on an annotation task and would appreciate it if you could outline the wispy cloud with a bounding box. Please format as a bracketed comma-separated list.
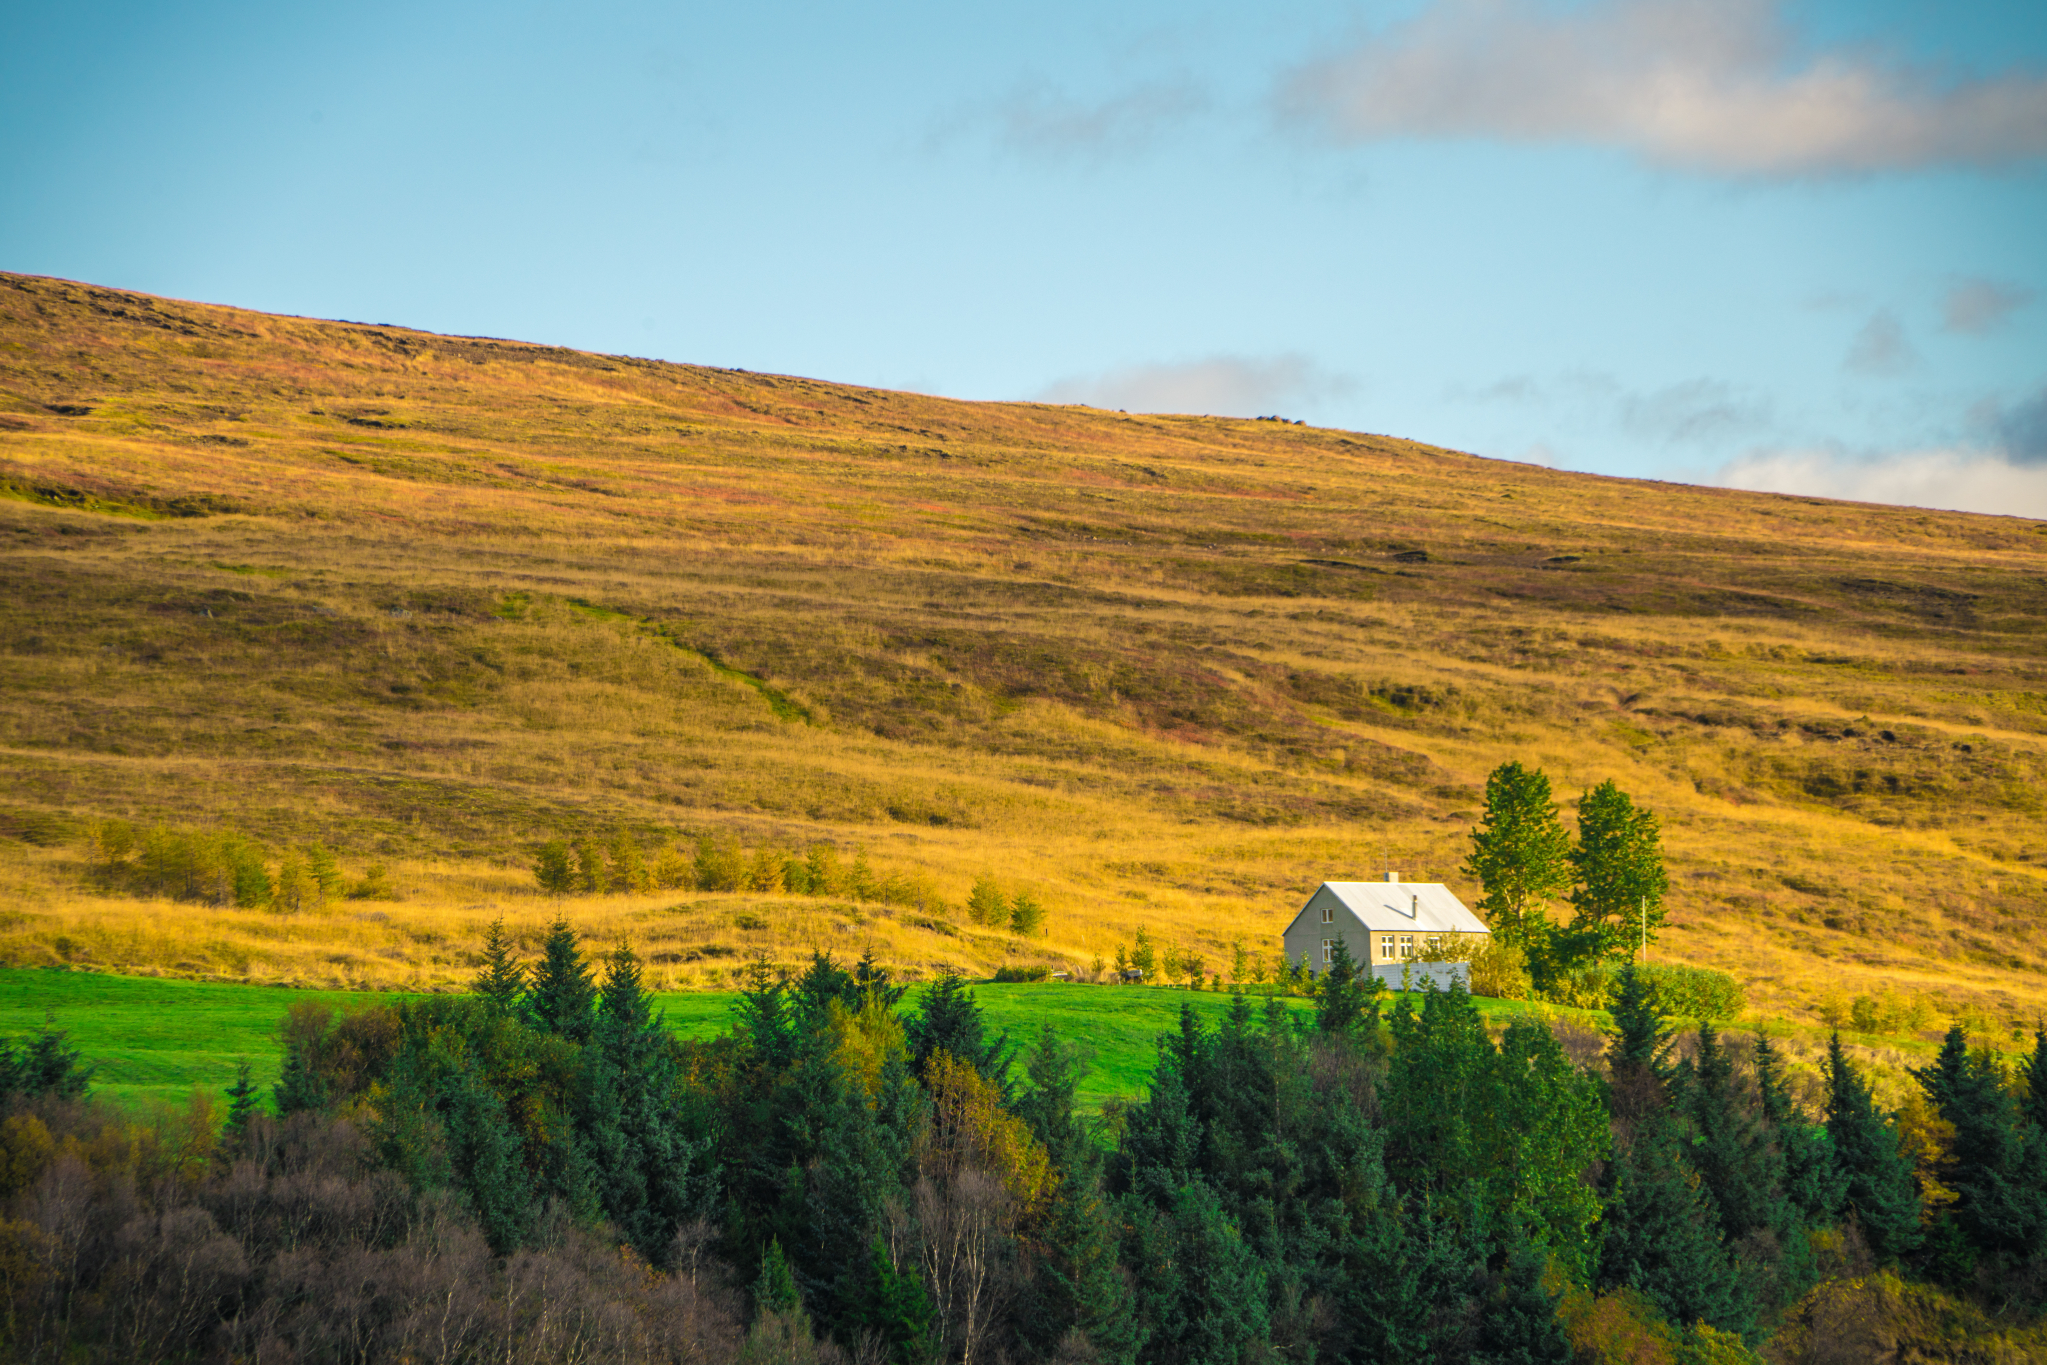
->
[1845, 310, 1917, 375]
[1995, 383, 2047, 465]
[981, 79, 1209, 160]
[1280, 0, 2047, 176]
[1942, 277, 2036, 334]
[1037, 353, 1350, 417]
[1715, 446, 2047, 517]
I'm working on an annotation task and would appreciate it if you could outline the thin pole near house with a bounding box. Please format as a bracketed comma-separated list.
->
[1640, 895, 1646, 963]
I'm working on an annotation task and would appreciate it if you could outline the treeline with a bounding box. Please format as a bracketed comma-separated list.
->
[80, 819, 395, 909]
[9, 932, 2043, 1363]
[533, 832, 946, 912]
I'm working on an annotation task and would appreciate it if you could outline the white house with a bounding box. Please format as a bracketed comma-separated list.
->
[1281, 873, 1491, 991]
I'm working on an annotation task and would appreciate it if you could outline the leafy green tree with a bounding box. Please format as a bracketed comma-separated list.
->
[1009, 889, 1047, 937]
[1824, 1033, 1923, 1261]
[968, 874, 1007, 927]
[474, 917, 525, 1015]
[1567, 780, 1668, 959]
[1462, 761, 1572, 960]
[1129, 927, 1157, 980]
[533, 838, 574, 896]
[526, 919, 597, 1043]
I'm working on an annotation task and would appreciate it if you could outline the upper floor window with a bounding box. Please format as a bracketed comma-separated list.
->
[1321, 904, 1334, 924]
[1399, 934, 1415, 959]
[1379, 935, 1395, 960]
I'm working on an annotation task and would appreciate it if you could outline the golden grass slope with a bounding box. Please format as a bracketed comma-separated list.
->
[1, 270, 2045, 1037]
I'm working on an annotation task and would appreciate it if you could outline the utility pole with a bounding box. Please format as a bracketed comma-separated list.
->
[1639, 895, 1646, 963]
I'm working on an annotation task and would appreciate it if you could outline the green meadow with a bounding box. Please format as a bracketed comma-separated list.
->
[0, 967, 1611, 1112]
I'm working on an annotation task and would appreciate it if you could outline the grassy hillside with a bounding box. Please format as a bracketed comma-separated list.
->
[2, 270, 2045, 1043]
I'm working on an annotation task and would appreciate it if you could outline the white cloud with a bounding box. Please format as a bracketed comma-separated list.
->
[1037, 353, 1351, 417]
[1280, 0, 2047, 176]
[1845, 309, 1917, 375]
[1715, 447, 2047, 517]
[1942, 277, 2035, 334]
[1619, 378, 1773, 445]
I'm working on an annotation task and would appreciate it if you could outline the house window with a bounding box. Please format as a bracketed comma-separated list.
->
[1399, 934, 1414, 959]
[1379, 935, 1395, 960]
[1320, 904, 1334, 924]
[1424, 935, 1441, 952]
[1321, 938, 1338, 964]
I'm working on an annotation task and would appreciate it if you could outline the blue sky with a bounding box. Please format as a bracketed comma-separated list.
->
[5, 0, 2045, 514]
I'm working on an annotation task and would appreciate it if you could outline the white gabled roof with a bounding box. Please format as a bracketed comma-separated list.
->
[1288, 879, 1491, 937]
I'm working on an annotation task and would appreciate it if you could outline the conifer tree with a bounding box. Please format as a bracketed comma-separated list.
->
[526, 919, 597, 1043]
[907, 969, 1011, 1088]
[2023, 1026, 2047, 1135]
[1756, 1035, 1847, 1224]
[757, 1238, 802, 1318]
[1314, 936, 1372, 1035]
[1676, 1023, 1787, 1245]
[1597, 1111, 1754, 1337]
[583, 941, 706, 1260]
[842, 1233, 937, 1365]
[1567, 780, 1668, 959]
[1912, 1024, 2047, 1264]
[1462, 761, 1572, 963]
[222, 1060, 260, 1152]
[474, 917, 525, 1016]
[1824, 1033, 1922, 1260]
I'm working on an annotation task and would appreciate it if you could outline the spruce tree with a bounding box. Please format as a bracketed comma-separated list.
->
[1314, 935, 1374, 1035]
[473, 917, 525, 1015]
[1567, 780, 1668, 960]
[1912, 1024, 2046, 1264]
[525, 919, 597, 1043]
[1605, 963, 1675, 1121]
[222, 1060, 260, 1152]
[842, 1233, 936, 1365]
[574, 840, 605, 895]
[1462, 761, 1572, 966]
[2023, 1027, 2047, 1135]
[1824, 1033, 1922, 1260]
[906, 969, 1011, 1088]
[1676, 1023, 1787, 1245]
[1756, 1035, 1847, 1224]
[1597, 1110, 1754, 1338]
[757, 1238, 803, 1318]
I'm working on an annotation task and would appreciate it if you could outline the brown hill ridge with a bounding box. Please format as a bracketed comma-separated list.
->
[1, 269, 2044, 1035]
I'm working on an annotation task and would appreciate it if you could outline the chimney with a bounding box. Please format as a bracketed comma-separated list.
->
[1385, 871, 1399, 883]
[1411, 894, 1419, 918]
